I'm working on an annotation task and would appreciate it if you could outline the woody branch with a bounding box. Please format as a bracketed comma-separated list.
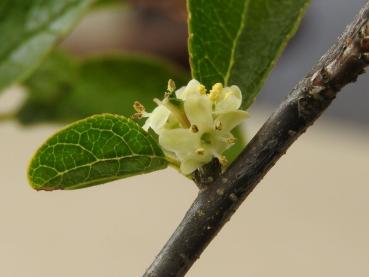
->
[144, 2, 369, 276]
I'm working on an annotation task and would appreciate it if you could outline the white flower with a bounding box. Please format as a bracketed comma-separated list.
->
[138, 79, 248, 175]
[213, 85, 242, 113]
[175, 79, 206, 100]
[142, 105, 171, 133]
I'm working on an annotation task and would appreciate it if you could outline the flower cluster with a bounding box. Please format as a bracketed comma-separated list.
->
[134, 79, 248, 175]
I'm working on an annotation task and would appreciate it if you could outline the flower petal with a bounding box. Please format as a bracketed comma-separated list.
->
[180, 155, 212, 175]
[211, 132, 234, 154]
[143, 105, 171, 134]
[214, 110, 248, 133]
[159, 128, 200, 153]
[176, 79, 201, 100]
[184, 94, 213, 132]
[180, 159, 203, 175]
[215, 85, 242, 112]
[175, 86, 186, 100]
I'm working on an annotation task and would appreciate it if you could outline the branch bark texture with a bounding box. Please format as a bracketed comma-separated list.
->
[144, 2, 369, 276]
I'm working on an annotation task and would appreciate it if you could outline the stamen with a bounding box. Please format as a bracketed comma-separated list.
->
[215, 120, 222, 131]
[153, 98, 162, 106]
[167, 79, 176, 92]
[191, 124, 199, 133]
[133, 101, 145, 113]
[218, 155, 228, 166]
[131, 113, 143, 119]
[162, 98, 191, 128]
[212, 83, 223, 91]
[213, 152, 229, 166]
[209, 83, 223, 102]
[226, 137, 237, 144]
[196, 148, 205, 155]
[198, 84, 207, 95]
[212, 151, 227, 166]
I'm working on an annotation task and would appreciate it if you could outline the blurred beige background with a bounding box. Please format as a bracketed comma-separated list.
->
[1, 1, 369, 276]
[1, 87, 369, 276]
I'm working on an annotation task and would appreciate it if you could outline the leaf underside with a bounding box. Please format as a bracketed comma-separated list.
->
[188, 0, 311, 109]
[0, 0, 93, 92]
[28, 114, 168, 191]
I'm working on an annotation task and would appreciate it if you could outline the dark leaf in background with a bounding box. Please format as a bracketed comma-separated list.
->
[0, 0, 94, 92]
[18, 52, 188, 124]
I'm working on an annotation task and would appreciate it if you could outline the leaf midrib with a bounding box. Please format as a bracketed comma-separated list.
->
[223, 0, 250, 86]
[37, 154, 167, 187]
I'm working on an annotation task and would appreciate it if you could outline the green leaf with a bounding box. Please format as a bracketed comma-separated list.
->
[0, 0, 94, 92]
[17, 51, 79, 124]
[28, 114, 168, 190]
[188, 0, 310, 109]
[17, 53, 188, 124]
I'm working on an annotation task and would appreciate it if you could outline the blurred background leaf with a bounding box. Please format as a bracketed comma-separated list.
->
[17, 52, 188, 124]
[0, 0, 94, 92]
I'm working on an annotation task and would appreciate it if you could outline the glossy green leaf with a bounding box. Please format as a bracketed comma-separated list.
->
[0, 0, 93, 92]
[17, 53, 188, 124]
[28, 114, 168, 190]
[188, 0, 310, 109]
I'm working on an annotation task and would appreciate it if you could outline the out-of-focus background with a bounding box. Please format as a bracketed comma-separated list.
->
[1, 0, 368, 276]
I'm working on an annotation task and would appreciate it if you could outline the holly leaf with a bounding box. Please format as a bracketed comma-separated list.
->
[28, 114, 168, 190]
[188, 0, 310, 109]
[0, 0, 94, 92]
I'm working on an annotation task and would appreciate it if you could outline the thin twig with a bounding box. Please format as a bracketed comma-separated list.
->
[144, 2, 369, 276]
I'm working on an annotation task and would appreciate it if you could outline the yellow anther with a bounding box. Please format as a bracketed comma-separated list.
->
[209, 91, 220, 102]
[209, 83, 223, 102]
[196, 148, 205, 155]
[198, 84, 207, 95]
